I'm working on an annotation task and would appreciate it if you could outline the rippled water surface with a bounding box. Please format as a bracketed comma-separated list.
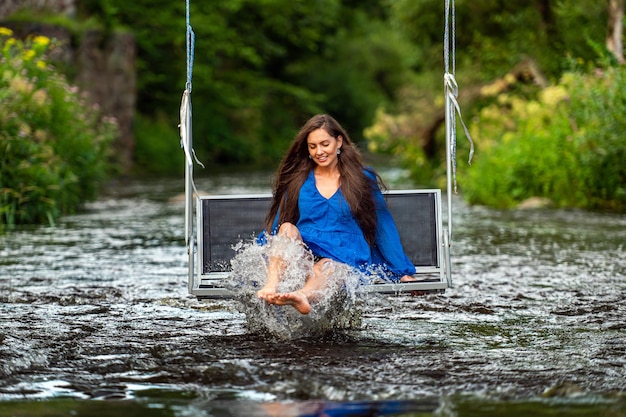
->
[1, 171, 625, 416]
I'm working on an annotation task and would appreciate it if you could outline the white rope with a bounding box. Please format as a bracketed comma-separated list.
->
[444, 0, 474, 193]
[179, 90, 204, 170]
[179, 90, 193, 166]
[444, 73, 474, 166]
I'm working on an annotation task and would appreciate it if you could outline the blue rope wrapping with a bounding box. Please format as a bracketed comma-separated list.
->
[444, 0, 474, 193]
[185, 0, 195, 91]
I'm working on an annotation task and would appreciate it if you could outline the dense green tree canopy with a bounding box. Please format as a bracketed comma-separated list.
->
[4, 0, 620, 215]
[76, 0, 613, 174]
[78, 0, 417, 168]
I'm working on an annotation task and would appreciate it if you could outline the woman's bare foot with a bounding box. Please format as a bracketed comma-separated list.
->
[400, 275, 417, 282]
[256, 285, 277, 301]
[268, 291, 311, 314]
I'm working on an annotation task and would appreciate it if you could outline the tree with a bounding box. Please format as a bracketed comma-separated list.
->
[607, 0, 625, 64]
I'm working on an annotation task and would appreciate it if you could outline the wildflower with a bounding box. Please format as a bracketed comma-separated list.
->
[33, 36, 50, 47]
[3, 37, 16, 52]
[540, 86, 569, 108]
[9, 75, 34, 95]
[0, 27, 13, 37]
[32, 89, 49, 107]
[23, 49, 36, 61]
[525, 100, 541, 117]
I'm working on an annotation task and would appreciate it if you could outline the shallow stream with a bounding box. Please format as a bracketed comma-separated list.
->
[1, 171, 625, 416]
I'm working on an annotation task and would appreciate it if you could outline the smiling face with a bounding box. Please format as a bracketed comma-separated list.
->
[307, 128, 342, 169]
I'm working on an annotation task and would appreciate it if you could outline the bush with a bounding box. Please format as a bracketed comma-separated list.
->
[0, 28, 118, 230]
[460, 65, 626, 211]
[132, 112, 183, 175]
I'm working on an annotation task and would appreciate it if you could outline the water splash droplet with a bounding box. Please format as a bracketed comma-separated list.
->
[226, 236, 364, 339]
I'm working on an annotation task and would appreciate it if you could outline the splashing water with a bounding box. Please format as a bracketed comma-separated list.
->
[226, 235, 364, 338]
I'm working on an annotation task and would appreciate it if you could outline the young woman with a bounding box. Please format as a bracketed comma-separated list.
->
[257, 114, 416, 314]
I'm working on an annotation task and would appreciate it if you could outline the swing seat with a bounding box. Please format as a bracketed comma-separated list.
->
[189, 190, 451, 299]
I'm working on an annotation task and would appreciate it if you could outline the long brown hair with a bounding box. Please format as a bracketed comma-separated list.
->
[264, 114, 386, 246]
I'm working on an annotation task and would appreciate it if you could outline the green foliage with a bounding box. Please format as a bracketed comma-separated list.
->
[456, 0, 607, 81]
[460, 65, 626, 211]
[0, 28, 118, 230]
[363, 0, 621, 205]
[133, 113, 183, 175]
[364, 73, 443, 187]
[26, 0, 622, 212]
[77, 0, 418, 171]
[287, 13, 418, 141]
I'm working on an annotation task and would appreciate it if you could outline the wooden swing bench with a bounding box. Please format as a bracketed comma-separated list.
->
[188, 189, 451, 299]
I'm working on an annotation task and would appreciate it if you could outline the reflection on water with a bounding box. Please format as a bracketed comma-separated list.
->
[0, 171, 625, 416]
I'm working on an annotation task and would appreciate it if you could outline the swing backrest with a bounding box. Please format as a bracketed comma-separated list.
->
[197, 190, 443, 275]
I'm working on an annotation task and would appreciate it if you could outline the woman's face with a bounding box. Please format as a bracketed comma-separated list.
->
[307, 128, 342, 168]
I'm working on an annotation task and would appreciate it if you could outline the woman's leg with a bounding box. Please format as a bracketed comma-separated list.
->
[256, 222, 302, 300]
[268, 258, 333, 314]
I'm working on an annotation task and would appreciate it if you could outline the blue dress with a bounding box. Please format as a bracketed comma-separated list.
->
[263, 169, 416, 280]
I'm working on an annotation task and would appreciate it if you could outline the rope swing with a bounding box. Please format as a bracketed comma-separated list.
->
[180, 1, 471, 286]
[444, 0, 474, 241]
[180, 0, 463, 295]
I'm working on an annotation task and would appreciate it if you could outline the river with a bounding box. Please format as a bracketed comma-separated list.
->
[1, 171, 625, 416]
